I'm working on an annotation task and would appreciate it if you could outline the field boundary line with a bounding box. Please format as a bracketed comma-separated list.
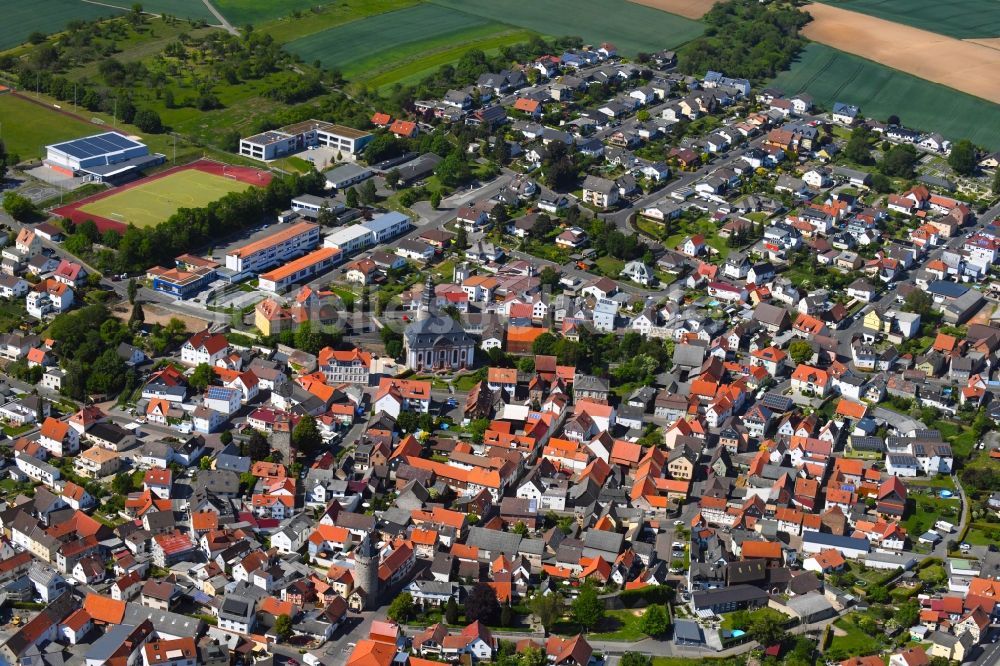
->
[803, 2, 1000, 105]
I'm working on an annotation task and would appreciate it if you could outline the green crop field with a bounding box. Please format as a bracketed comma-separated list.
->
[0, 0, 126, 51]
[78, 170, 251, 228]
[0, 93, 102, 160]
[428, 0, 704, 54]
[366, 29, 537, 89]
[817, 0, 1000, 39]
[285, 4, 510, 75]
[770, 44, 1000, 151]
[260, 0, 420, 44]
[215, 0, 334, 27]
[100, 0, 214, 22]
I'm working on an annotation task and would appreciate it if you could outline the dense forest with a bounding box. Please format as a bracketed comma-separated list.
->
[678, 0, 811, 81]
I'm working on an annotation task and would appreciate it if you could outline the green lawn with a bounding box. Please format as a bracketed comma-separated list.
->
[594, 255, 625, 279]
[0, 298, 28, 334]
[829, 614, 880, 656]
[428, 0, 704, 54]
[964, 523, 1000, 546]
[903, 489, 960, 536]
[663, 217, 731, 261]
[769, 43, 1000, 151]
[2, 423, 32, 437]
[817, 0, 1000, 39]
[588, 609, 648, 641]
[432, 259, 455, 280]
[330, 286, 356, 309]
[0, 0, 126, 51]
[453, 373, 484, 392]
[79, 169, 252, 228]
[0, 93, 105, 161]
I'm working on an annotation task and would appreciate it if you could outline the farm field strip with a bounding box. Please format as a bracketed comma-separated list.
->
[97, 0, 214, 21]
[367, 29, 539, 89]
[427, 0, 704, 54]
[285, 4, 507, 73]
[817, 0, 1000, 39]
[213, 0, 330, 27]
[625, 0, 716, 20]
[258, 0, 420, 44]
[769, 43, 1000, 151]
[0, 0, 125, 51]
[802, 3, 1000, 106]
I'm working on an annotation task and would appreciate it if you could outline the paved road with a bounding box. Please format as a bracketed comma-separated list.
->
[201, 0, 238, 35]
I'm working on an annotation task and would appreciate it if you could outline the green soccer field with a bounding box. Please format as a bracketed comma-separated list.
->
[78, 169, 251, 228]
[769, 43, 1000, 151]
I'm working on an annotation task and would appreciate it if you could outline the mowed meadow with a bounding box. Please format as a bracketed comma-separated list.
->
[769, 43, 1000, 151]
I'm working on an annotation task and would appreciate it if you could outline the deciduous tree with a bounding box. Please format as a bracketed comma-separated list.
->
[948, 139, 977, 175]
[387, 592, 415, 622]
[465, 583, 500, 624]
[572, 582, 605, 631]
[292, 414, 322, 454]
[529, 593, 562, 635]
[639, 604, 669, 637]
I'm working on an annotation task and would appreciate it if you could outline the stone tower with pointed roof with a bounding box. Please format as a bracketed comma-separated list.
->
[353, 531, 380, 610]
[417, 274, 433, 323]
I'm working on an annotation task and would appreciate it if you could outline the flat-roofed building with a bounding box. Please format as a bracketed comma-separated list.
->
[291, 195, 347, 220]
[258, 247, 341, 293]
[45, 132, 162, 182]
[225, 222, 320, 274]
[324, 225, 373, 255]
[239, 119, 372, 161]
[364, 212, 411, 244]
[146, 264, 215, 299]
[324, 163, 373, 190]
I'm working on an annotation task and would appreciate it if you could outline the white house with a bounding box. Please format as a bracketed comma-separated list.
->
[885, 453, 920, 477]
[203, 386, 242, 417]
[180, 331, 229, 366]
[620, 261, 654, 286]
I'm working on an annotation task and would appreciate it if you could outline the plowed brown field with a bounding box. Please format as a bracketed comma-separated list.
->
[802, 3, 1000, 105]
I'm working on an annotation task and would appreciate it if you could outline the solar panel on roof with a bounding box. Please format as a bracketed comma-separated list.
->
[50, 132, 142, 160]
[207, 387, 236, 400]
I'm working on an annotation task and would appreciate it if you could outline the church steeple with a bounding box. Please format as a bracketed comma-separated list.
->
[417, 274, 434, 322]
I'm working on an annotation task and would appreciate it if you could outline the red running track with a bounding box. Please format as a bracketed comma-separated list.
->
[52, 159, 272, 233]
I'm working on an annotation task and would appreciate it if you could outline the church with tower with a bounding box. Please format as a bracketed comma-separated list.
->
[402, 275, 476, 371]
